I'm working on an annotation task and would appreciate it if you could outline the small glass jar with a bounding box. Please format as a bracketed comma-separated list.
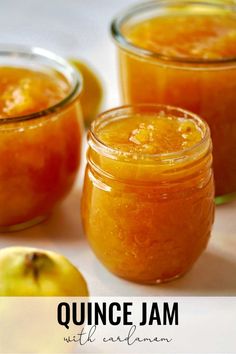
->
[81, 105, 215, 284]
[111, 0, 236, 204]
[0, 46, 83, 231]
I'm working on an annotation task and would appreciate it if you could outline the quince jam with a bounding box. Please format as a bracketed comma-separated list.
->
[125, 14, 236, 60]
[116, 8, 236, 199]
[0, 67, 70, 117]
[0, 66, 82, 230]
[82, 106, 215, 283]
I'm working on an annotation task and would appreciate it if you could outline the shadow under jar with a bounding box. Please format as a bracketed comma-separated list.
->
[111, 0, 236, 204]
[0, 46, 83, 231]
[81, 105, 215, 284]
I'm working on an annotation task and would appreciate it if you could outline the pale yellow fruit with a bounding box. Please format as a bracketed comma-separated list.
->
[69, 59, 103, 126]
[0, 247, 88, 296]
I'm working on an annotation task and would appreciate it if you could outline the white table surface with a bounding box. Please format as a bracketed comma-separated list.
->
[0, 0, 235, 296]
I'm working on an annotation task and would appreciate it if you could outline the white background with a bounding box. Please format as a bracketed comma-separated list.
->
[0, 0, 235, 296]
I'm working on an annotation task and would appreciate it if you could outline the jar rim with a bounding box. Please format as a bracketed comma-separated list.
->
[0, 45, 82, 124]
[111, 0, 236, 66]
[89, 104, 211, 164]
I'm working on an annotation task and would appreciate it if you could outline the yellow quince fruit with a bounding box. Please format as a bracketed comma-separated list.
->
[0, 246, 88, 296]
[69, 58, 103, 127]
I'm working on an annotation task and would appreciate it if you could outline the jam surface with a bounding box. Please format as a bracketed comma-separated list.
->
[124, 14, 236, 59]
[0, 67, 70, 118]
[97, 114, 203, 154]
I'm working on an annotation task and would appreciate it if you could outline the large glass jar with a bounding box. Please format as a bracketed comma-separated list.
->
[0, 46, 83, 231]
[111, 0, 236, 203]
[81, 105, 215, 284]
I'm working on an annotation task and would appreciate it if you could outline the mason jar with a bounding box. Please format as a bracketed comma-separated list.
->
[82, 104, 215, 284]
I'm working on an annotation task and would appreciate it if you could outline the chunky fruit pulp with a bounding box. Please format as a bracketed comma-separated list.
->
[0, 67, 70, 118]
[119, 13, 236, 197]
[0, 67, 82, 227]
[82, 114, 214, 283]
[125, 14, 236, 60]
[98, 115, 203, 154]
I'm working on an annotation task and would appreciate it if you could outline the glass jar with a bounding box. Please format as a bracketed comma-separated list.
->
[81, 105, 215, 284]
[111, 0, 236, 204]
[0, 46, 83, 231]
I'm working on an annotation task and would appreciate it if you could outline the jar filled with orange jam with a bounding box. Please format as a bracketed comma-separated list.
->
[0, 46, 83, 231]
[82, 105, 214, 284]
[111, 0, 236, 203]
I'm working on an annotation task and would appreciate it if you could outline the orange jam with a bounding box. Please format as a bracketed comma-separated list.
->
[125, 14, 236, 60]
[0, 50, 82, 231]
[82, 105, 214, 284]
[0, 67, 70, 118]
[112, 1, 236, 201]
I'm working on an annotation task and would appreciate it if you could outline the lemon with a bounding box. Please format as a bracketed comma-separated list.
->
[70, 59, 103, 127]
